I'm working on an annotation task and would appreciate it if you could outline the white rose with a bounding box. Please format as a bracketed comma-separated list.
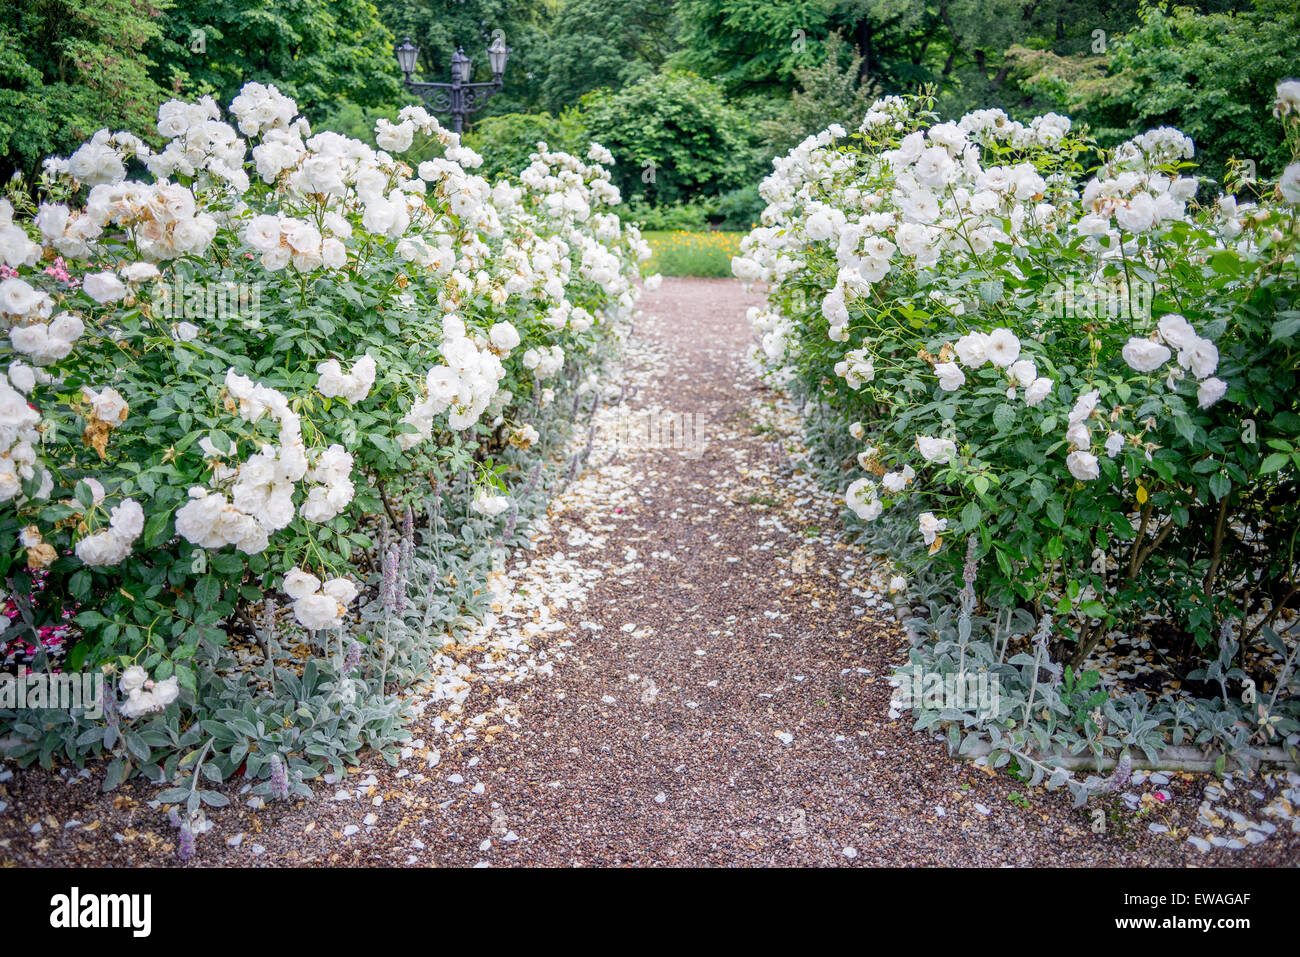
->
[75, 530, 130, 566]
[8, 361, 35, 393]
[845, 477, 881, 521]
[282, 566, 321, 601]
[1066, 450, 1100, 481]
[916, 435, 957, 464]
[0, 279, 48, 317]
[489, 322, 520, 351]
[293, 592, 343, 631]
[470, 490, 510, 517]
[109, 498, 144, 540]
[953, 331, 989, 368]
[83, 271, 127, 304]
[1121, 338, 1172, 373]
[120, 689, 158, 719]
[1068, 389, 1100, 424]
[985, 328, 1021, 368]
[153, 676, 180, 707]
[1197, 377, 1227, 409]
[1177, 337, 1219, 380]
[1065, 421, 1091, 450]
[82, 386, 129, 423]
[121, 262, 160, 283]
[1009, 359, 1037, 387]
[918, 511, 947, 545]
[1025, 377, 1053, 406]
[935, 361, 965, 391]
[1280, 163, 1300, 205]
[1155, 314, 1197, 350]
[321, 577, 358, 606]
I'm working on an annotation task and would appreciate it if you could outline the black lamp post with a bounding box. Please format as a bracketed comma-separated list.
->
[394, 34, 511, 134]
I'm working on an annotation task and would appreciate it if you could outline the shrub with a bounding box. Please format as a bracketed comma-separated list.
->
[580, 71, 755, 207]
[734, 89, 1300, 760]
[0, 82, 649, 806]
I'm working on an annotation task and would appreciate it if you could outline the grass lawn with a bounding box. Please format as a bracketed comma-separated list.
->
[641, 230, 745, 277]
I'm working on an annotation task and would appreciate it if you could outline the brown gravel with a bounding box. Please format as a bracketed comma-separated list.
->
[2, 276, 1297, 868]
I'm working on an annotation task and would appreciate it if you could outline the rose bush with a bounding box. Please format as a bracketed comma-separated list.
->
[0, 82, 649, 795]
[735, 88, 1300, 766]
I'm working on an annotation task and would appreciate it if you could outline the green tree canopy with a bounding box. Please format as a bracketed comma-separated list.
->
[581, 71, 755, 206]
[147, 0, 401, 122]
[1012, 0, 1300, 185]
[0, 0, 172, 181]
[534, 0, 680, 113]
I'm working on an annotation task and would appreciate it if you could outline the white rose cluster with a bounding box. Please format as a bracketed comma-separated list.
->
[300, 445, 355, 523]
[283, 567, 358, 631]
[737, 93, 1255, 546]
[317, 354, 377, 403]
[0, 200, 42, 268]
[174, 371, 323, 554]
[1120, 313, 1225, 410]
[118, 665, 180, 719]
[74, 498, 144, 567]
[0, 369, 45, 503]
[148, 96, 250, 192]
[2, 76, 647, 640]
[400, 326, 509, 446]
[2, 277, 85, 365]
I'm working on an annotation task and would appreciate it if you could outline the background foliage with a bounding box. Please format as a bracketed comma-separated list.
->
[5, 0, 1296, 228]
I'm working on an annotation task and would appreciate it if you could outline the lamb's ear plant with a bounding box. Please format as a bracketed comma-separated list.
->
[739, 86, 1300, 797]
[0, 81, 649, 856]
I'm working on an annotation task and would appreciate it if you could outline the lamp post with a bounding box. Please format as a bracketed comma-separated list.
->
[394, 35, 511, 134]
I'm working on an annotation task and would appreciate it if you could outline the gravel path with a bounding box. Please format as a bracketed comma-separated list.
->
[2, 277, 1297, 867]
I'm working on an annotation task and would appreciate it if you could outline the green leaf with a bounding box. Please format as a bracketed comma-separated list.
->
[123, 730, 151, 762]
[103, 757, 126, 792]
[1045, 500, 1065, 527]
[1079, 600, 1107, 618]
[992, 404, 1016, 433]
[194, 575, 221, 607]
[1271, 313, 1300, 342]
[1261, 452, 1290, 475]
[1208, 472, 1231, 500]
[142, 508, 173, 548]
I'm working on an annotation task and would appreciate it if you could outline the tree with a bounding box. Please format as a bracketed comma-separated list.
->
[534, 0, 681, 113]
[1011, 0, 1300, 184]
[759, 34, 881, 154]
[675, 0, 839, 92]
[147, 0, 401, 123]
[581, 71, 754, 206]
[0, 0, 172, 181]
